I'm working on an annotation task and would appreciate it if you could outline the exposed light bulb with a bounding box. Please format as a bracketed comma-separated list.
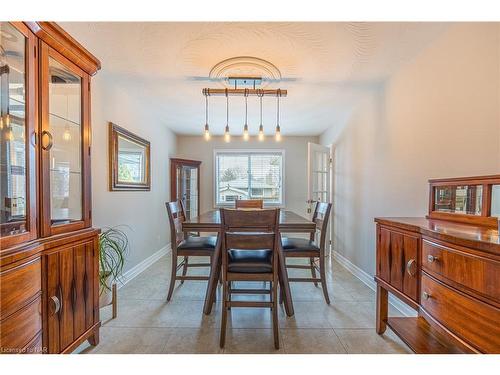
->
[204, 124, 210, 141]
[0, 116, 3, 130]
[63, 125, 71, 141]
[5, 114, 10, 127]
[243, 124, 249, 141]
[275, 125, 281, 142]
[6, 128, 14, 141]
[224, 125, 231, 143]
[258, 124, 264, 141]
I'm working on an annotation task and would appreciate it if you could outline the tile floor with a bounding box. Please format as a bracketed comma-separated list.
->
[77, 254, 411, 354]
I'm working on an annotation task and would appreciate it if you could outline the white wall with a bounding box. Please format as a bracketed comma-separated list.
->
[91, 73, 177, 272]
[321, 23, 500, 275]
[175, 135, 319, 217]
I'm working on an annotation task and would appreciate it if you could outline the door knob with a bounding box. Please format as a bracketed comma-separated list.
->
[422, 292, 431, 300]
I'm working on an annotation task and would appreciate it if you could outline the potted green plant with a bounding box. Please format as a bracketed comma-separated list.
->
[99, 226, 129, 307]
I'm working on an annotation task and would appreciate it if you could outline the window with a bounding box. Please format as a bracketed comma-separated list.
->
[215, 150, 284, 206]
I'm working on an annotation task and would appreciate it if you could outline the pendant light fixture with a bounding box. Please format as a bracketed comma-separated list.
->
[258, 89, 264, 141]
[243, 88, 249, 141]
[275, 89, 282, 142]
[224, 89, 231, 143]
[203, 89, 210, 141]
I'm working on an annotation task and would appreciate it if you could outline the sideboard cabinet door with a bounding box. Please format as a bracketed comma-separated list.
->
[44, 238, 96, 353]
[376, 225, 419, 302]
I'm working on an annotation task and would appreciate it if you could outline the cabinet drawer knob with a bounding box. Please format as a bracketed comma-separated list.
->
[422, 291, 431, 300]
[51, 295, 61, 314]
[406, 258, 417, 276]
[427, 255, 438, 263]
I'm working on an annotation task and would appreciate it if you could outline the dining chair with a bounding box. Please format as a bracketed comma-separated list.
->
[234, 199, 264, 209]
[165, 201, 217, 301]
[219, 208, 281, 349]
[281, 202, 332, 304]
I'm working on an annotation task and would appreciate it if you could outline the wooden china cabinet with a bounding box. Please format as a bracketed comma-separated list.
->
[170, 158, 201, 221]
[0, 22, 101, 354]
[375, 175, 500, 353]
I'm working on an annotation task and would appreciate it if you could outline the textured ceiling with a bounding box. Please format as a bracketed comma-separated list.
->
[60, 22, 449, 136]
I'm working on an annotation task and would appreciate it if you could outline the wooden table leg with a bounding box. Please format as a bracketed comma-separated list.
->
[277, 235, 294, 317]
[203, 234, 222, 315]
[376, 284, 388, 334]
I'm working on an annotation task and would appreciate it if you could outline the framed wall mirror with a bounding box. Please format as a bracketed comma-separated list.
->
[109, 122, 150, 191]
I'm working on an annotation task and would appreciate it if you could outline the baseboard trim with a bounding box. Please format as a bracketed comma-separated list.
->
[333, 251, 416, 317]
[117, 243, 171, 289]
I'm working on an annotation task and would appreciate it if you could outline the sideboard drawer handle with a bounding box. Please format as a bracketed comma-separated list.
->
[427, 255, 438, 263]
[422, 291, 431, 300]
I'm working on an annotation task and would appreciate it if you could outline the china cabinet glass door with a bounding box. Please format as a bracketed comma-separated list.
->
[170, 158, 201, 221]
[40, 43, 90, 236]
[0, 22, 36, 247]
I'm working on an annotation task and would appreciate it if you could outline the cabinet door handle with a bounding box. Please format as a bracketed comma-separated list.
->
[406, 258, 417, 276]
[41, 130, 53, 151]
[427, 254, 438, 263]
[58, 284, 63, 318]
[422, 291, 431, 300]
[50, 295, 61, 315]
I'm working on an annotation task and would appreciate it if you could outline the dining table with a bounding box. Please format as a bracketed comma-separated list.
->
[182, 209, 316, 317]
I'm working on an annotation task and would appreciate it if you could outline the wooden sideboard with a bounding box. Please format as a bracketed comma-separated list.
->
[0, 22, 101, 354]
[375, 176, 500, 354]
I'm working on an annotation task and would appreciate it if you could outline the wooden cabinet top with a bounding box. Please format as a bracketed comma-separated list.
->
[375, 217, 500, 255]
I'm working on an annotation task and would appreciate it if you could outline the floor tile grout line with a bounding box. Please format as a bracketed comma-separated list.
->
[331, 327, 349, 354]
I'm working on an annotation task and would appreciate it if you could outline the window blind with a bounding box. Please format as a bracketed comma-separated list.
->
[215, 151, 283, 205]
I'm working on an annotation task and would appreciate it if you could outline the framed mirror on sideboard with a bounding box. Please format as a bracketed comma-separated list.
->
[428, 174, 500, 228]
[108, 122, 151, 191]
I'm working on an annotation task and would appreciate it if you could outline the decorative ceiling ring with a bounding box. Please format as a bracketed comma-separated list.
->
[209, 56, 282, 88]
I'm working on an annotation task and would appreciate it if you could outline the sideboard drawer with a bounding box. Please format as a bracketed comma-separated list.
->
[0, 295, 42, 353]
[421, 273, 500, 353]
[422, 239, 500, 302]
[0, 258, 41, 320]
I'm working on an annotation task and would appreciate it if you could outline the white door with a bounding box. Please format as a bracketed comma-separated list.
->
[307, 142, 332, 252]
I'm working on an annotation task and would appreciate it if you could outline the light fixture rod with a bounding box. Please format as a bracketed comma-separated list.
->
[201, 88, 287, 97]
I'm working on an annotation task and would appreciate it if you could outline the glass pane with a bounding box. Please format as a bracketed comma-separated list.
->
[48, 57, 82, 225]
[491, 185, 500, 218]
[216, 153, 283, 205]
[217, 154, 249, 204]
[0, 23, 27, 236]
[181, 166, 198, 220]
[117, 135, 147, 184]
[434, 185, 483, 215]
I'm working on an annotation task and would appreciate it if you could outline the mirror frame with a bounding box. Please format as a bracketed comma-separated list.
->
[108, 122, 151, 191]
[427, 174, 500, 228]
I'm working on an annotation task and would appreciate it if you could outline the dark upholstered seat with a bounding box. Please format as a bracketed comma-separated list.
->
[177, 236, 217, 251]
[227, 249, 273, 273]
[281, 237, 320, 253]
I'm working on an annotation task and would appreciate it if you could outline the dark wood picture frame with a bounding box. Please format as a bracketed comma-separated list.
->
[109, 122, 151, 191]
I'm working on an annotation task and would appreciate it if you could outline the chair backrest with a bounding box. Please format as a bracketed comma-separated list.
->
[166, 200, 186, 248]
[220, 208, 280, 272]
[311, 202, 332, 251]
[235, 199, 264, 209]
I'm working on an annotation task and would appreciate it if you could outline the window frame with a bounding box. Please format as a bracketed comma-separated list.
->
[213, 149, 285, 208]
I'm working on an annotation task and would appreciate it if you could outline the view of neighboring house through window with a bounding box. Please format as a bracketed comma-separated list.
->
[215, 150, 283, 206]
